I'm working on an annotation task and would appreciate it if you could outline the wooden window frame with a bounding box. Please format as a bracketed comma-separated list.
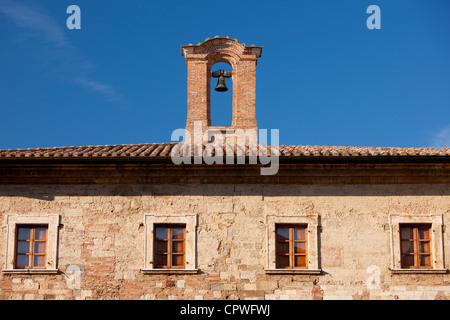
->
[154, 224, 186, 269]
[265, 214, 321, 274]
[275, 224, 308, 269]
[142, 213, 198, 274]
[15, 225, 48, 270]
[3, 215, 59, 274]
[389, 214, 446, 274]
[399, 224, 432, 269]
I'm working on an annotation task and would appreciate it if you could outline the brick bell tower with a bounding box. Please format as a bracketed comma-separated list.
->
[181, 36, 262, 145]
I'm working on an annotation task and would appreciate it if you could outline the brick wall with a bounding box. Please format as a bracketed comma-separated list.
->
[182, 37, 262, 143]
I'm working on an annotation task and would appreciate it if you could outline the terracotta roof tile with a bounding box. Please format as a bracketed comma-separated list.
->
[0, 143, 449, 159]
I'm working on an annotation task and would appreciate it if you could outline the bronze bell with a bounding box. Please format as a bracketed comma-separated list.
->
[212, 70, 232, 92]
[215, 75, 228, 92]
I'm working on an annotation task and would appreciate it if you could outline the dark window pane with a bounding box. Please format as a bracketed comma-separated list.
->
[294, 255, 307, 268]
[155, 227, 168, 241]
[172, 228, 184, 240]
[33, 255, 46, 267]
[156, 240, 168, 253]
[172, 254, 184, 267]
[401, 240, 414, 254]
[155, 254, 167, 268]
[18, 228, 31, 240]
[420, 255, 431, 267]
[276, 228, 289, 241]
[277, 242, 289, 254]
[35, 228, 47, 240]
[418, 228, 430, 240]
[172, 241, 184, 254]
[401, 254, 414, 268]
[34, 241, 46, 254]
[276, 255, 289, 268]
[419, 241, 431, 254]
[400, 227, 413, 240]
[17, 241, 30, 254]
[16, 255, 29, 268]
[294, 228, 306, 241]
[294, 242, 306, 254]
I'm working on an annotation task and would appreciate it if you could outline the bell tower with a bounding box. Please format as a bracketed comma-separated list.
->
[181, 36, 262, 144]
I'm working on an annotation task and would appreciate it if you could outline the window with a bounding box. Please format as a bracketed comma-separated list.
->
[276, 225, 307, 269]
[389, 214, 446, 273]
[142, 213, 198, 274]
[265, 214, 321, 274]
[400, 224, 432, 269]
[154, 225, 186, 269]
[3, 215, 59, 274]
[16, 226, 48, 269]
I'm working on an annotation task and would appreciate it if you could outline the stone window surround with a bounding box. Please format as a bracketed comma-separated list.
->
[389, 214, 447, 274]
[265, 214, 321, 274]
[141, 213, 198, 274]
[2, 215, 60, 274]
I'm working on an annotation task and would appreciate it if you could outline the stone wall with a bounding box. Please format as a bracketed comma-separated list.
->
[0, 183, 449, 300]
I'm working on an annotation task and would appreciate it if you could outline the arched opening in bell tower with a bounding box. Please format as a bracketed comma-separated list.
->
[210, 62, 233, 127]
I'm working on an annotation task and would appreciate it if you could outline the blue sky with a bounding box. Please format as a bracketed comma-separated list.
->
[0, 0, 449, 149]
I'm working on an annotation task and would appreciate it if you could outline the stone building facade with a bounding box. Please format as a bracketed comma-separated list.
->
[0, 37, 449, 300]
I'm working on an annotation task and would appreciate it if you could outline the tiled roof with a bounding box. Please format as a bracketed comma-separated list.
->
[0, 143, 449, 158]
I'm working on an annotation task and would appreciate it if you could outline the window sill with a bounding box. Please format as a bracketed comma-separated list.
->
[265, 269, 322, 275]
[2, 269, 59, 275]
[140, 269, 199, 275]
[389, 268, 447, 274]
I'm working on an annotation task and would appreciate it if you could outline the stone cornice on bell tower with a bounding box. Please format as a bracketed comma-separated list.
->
[181, 36, 262, 64]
